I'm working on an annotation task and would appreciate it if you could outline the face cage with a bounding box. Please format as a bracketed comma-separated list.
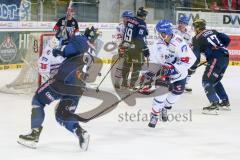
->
[157, 31, 171, 42]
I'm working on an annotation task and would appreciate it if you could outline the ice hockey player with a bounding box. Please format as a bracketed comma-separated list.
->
[17, 27, 100, 151]
[173, 15, 194, 92]
[192, 19, 230, 114]
[143, 20, 196, 128]
[53, 8, 79, 46]
[38, 37, 65, 83]
[120, 7, 149, 90]
[113, 10, 134, 89]
[139, 16, 194, 95]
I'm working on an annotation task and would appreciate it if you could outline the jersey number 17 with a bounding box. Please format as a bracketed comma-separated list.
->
[207, 34, 223, 47]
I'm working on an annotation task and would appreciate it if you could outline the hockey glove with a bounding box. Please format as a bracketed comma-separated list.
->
[142, 46, 150, 58]
[162, 63, 178, 76]
[140, 71, 155, 85]
[188, 68, 196, 76]
[52, 48, 63, 57]
[155, 75, 170, 88]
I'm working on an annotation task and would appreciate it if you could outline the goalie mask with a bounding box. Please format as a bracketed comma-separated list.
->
[49, 37, 60, 49]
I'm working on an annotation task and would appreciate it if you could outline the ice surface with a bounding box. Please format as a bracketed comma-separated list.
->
[0, 66, 239, 160]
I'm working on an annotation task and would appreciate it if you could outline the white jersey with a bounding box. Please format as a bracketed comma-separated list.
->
[172, 27, 192, 47]
[150, 34, 196, 82]
[114, 23, 125, 46]
[38, 45, 65, 81]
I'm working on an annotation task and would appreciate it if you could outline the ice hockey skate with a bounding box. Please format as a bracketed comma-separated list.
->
[17, 126, 43, 149]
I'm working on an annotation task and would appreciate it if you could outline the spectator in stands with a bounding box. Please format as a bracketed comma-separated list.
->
[53, 8, 79, 46]
[222, 0, 240, 10]
[210, 1, 220, 11]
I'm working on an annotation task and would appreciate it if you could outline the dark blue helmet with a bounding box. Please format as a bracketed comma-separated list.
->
[155, 20, 173, 35]
[137, 7, 148, 17]
[84, 26, 100, 43]
[121, 10, 134, 18]
[178, 15, 190, 25]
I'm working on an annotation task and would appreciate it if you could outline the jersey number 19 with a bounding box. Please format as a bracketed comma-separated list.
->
[124, 28, 133, 42]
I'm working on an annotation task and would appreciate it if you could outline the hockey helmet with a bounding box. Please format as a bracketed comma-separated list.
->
[84, 26, 100, 43]
[155, 20, 173, 35]
[121, 10, 134, 18]
[178, 15, 190, 25]
[193, 19, 206, 31]
[137, 7, 148, 17]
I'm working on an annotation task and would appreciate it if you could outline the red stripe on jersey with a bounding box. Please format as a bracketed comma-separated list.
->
[40, 63, 47, 70]
[180, 57, 189, 63]
[53, 25, 59, 31]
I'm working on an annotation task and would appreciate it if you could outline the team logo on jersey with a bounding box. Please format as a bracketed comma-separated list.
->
[72, 21, 75, 25]
[181, 45, 188, 52]
[47, 50, 51, 55]
[0, 36, 17, 63]
[45, 92, 55, 101]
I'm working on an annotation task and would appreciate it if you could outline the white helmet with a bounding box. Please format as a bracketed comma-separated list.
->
[49, 37, 60, 49]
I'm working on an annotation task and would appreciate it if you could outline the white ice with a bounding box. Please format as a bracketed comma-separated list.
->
[0, 65, 239, 160]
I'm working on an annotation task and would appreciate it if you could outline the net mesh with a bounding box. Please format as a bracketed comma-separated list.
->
[0, 33, 54, 94]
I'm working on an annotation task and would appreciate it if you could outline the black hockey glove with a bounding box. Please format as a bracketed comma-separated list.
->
[52, 48, 63, 57]
[188, 68, 196, 76]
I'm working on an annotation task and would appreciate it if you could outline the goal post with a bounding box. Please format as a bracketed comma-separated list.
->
[0, 32, 55, 94]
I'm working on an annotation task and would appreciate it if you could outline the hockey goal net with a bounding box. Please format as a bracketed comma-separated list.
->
[0, 33, 55, 94]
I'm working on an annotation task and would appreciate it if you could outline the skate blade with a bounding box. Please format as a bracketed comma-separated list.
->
[17, 139, 37, 149]
[80, 133, 90, 151]
[202, 109, 219, 115]
[219, 107, 231, 111]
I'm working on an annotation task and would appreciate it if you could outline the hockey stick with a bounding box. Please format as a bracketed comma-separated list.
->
[75, 86, 144, 122]
[96, 56, 120, 92]
[197, 61, 207, 68]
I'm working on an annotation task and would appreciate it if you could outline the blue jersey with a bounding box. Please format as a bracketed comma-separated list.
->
[192, 30, 230, 59]
[50, 54, 87, 96]
[62, 35, 89, 58]
[123, 16, 148, 49]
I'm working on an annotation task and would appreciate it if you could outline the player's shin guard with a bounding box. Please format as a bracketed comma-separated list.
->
[148, 98, 164, 128]
[202, 81, 219, 103]
[214, 82, 230, 110]
[185, 75, 192, 92]
[31, 106, 45, 129]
